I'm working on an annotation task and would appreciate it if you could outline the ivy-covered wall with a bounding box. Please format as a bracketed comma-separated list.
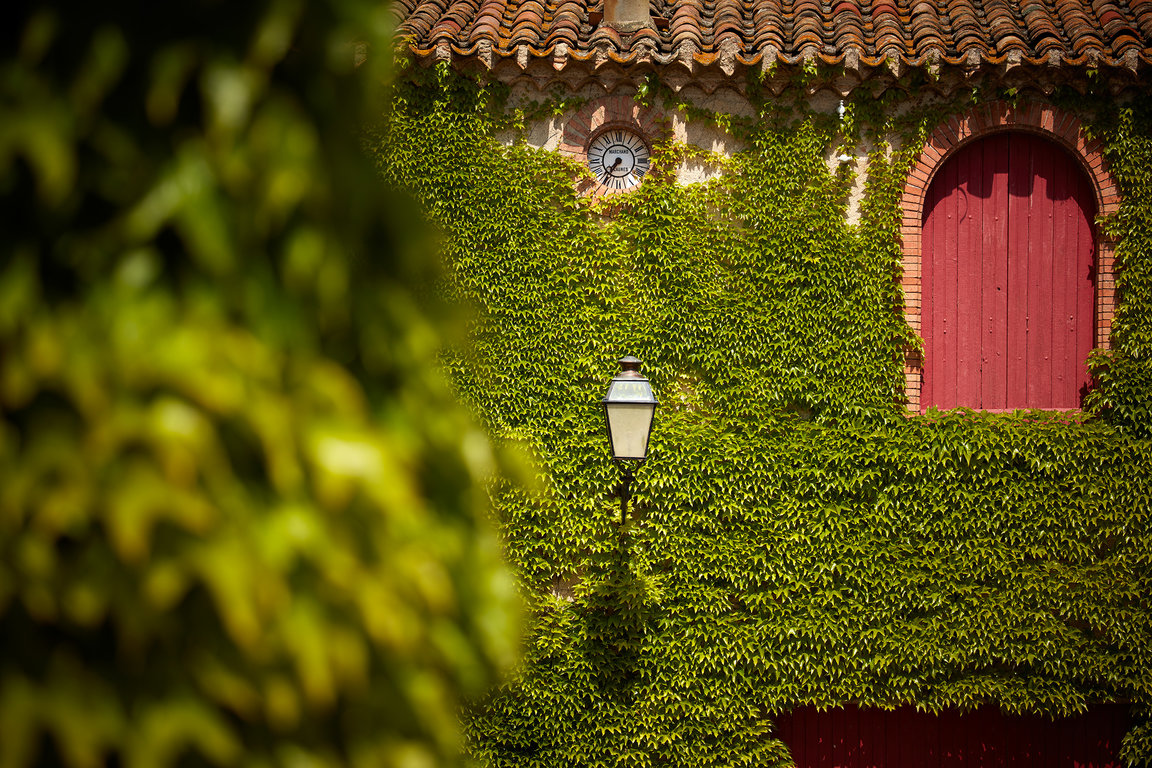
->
[376, 62, 1152, 767]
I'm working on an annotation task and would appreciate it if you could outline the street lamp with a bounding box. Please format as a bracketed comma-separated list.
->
[602, 355, 658, 524]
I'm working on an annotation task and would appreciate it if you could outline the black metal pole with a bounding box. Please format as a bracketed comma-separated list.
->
[618, 463, 634, 525]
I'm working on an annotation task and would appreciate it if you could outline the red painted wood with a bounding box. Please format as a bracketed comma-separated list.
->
[1052, 149, 1073, 408]
[916, 705, 936, 768]
[809, 705, 820, 766]
[821, 705, 833, 768]
[956, 143, 978, 407]
[886, 702, 902, 768]
[1029, 139, 1056, 407]
[939, 708, 963, 767]
[1030, 713, 1047, 767]
[1005, 136, 1031, 407]
[1073, 709, 1086, 768]
[1004, 708, 1021, 768]
[778, 704, 1130, 768]
[943, 153, 960, 406]
[961, 706, 979, 768]
[858, 706, 877, 768]
[972, 704, 1002, 768]
[845, 701, 860, 768]
[921, 133, 1096, 411]
[984, 136, 1010, 410]
[782, 706, 798, 768]
[923, 171, 938, 408]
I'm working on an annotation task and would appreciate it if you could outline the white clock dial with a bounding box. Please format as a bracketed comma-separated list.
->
[587, 129, 651, 191]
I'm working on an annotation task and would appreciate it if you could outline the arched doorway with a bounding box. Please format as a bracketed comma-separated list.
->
[920, 132, 1097, 412]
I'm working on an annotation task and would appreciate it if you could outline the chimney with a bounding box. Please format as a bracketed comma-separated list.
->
[603, 0, 653, 31]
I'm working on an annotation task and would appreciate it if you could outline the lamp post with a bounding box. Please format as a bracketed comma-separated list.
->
[602, 355, 658, 524]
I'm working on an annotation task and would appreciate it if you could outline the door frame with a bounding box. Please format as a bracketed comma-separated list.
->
[899, 101, 1120, 412]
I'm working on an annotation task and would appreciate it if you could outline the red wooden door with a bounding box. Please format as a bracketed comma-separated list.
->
[777, 703, 1130, 768]
[921, 133, 1096, 412]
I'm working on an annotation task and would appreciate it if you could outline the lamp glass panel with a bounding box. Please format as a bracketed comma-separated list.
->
[606, 402, 655, 459]
[605, 379, 655, 403]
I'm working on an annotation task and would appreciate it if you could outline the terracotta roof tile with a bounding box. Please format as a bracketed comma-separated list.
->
[398, 0, 1152, 76]
[713, 0, 745, 48]
[833, 10, 868, 50]
[751, 0, 787, 48]
[791, 0, 824, 49]
[909, 1, 946, 52]
[1134, 0, 1152, 36]
[1020, 2, 1062, 52]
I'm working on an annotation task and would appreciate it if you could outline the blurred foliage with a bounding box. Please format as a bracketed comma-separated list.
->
[377, 63, 1152, 767]
[0, 4, 519, 768]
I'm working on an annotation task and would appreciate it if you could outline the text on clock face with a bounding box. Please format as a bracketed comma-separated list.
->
[589, 145, 647, 175]
[588, 130, 650, 189]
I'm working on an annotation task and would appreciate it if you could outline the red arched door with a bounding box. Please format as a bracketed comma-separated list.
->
[921, 133, 1096, 412]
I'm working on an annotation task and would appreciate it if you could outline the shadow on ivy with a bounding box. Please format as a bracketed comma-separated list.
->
[579, 528, 648, 693]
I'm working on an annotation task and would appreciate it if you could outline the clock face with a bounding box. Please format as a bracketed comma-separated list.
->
[587, 129, 650, 191]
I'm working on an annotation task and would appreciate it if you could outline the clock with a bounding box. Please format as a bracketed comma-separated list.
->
[587, 129, 651, 192]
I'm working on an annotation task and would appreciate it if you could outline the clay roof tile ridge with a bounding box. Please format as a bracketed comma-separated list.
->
[399, 0, 1152, 76]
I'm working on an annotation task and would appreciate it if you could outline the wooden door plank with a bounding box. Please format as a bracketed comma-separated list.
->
[942, 156, 960, 408]
[939, 708, 965, 768]
[844, 703, 860, 768]
[901, 706, 918, 768]
[955, 141, 982, 406]
[862, 706, 879, 768]
[816, 705, 832, 768]
[922, 172, 939, 411]
[1003, 708, 1024, 768]
[855, 706, 868, 768]
[1029, 136, 1056, 407]
[889, 706, 904, 768]
[1073, 707, 1086, 768]
[1025, 711, 1044, 768]
[1006, 135, 1031, 406]
[930, 155, 951, 410]
[838, 705, 851, 768]
[921, 709, 940, 768]
[880, 704, 889, 768]
[1060, 711, 1078, 768]
[1040, 711, 1058, 768]
[790, 710, 802, 768]
[985, 705, 1007, 768]
[1084, 704, 1128, 768]
[791, 710, 804, 768]
[799, 708, 809, 768]
[963, 707, 976, 768]
[1051, 145, 1073, 408]
[991, 707, 1013, 768]
[779, 710, 792, 767]
[965, 706, 982, 768]
[981, 135, 1010, 410]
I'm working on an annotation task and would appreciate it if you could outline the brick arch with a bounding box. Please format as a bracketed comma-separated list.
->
[900, 101, 1121, 412]
[557, 93, 668, 196]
